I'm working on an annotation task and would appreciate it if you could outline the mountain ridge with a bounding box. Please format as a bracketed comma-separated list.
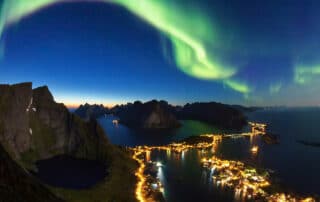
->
[0, 82, 137, 202]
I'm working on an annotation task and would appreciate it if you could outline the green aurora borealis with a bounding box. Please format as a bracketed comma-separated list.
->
[1, 0, 320, 106]
[1, 0, 249, 94]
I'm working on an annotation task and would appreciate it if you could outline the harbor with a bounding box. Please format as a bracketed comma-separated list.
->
[130, 123, 316, 202]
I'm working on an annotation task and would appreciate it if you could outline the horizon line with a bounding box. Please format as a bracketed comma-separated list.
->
[63, 101, 320, 109]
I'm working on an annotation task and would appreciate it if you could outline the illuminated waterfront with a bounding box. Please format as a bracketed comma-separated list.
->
[98, 111, 320, 202]
[130, 124, 316, 202]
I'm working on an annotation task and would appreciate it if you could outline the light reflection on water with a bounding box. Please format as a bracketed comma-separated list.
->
[147, 145, 248, 202]
[98, 109, 320, 201]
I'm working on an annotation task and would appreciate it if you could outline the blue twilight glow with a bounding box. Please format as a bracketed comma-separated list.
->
[1, 0, 320, 106]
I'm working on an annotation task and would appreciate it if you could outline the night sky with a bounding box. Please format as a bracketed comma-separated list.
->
[1, 0, 320, 107]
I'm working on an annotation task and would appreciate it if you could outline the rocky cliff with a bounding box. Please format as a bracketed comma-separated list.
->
[0, 82, 111, 168]
[0, 82, 137, 202]
[74, 103, 108, 120]
[116, 100, 181, 129]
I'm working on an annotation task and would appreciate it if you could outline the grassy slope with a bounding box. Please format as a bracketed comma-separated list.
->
[51, 148, 138, 202]
[20, 116, 138, 202]
[23, 114, 137, 202]
[0, 143, 62, 202]
[21, 114, 138, 202]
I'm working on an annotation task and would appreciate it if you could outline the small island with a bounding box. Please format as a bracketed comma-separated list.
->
[297, 140, 320, 148]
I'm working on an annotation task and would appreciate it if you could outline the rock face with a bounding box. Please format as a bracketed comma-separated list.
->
[74, 103, 108, 120]
[116, 100, 181, 129]
[0, 83, 111, 167]
[177, 102, 247, 130]
[0, 82, 137, 202]
[0, 143, 62, 202]
[0, 83, 33, 158]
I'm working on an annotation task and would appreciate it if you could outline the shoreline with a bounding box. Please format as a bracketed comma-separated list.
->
[130, 123, 317, 202]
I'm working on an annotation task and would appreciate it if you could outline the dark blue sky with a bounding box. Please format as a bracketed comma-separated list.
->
[1, 1, 320, 107]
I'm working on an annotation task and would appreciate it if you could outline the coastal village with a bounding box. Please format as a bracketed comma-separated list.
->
[130, 123, 316, 202]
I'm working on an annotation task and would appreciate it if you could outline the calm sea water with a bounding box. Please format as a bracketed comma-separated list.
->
[98, 108, 320, 201]
[246, 108, 320, 196]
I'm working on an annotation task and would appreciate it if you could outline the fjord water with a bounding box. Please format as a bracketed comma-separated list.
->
[246, 108, 320, 196]
[98, 108, 320, 201]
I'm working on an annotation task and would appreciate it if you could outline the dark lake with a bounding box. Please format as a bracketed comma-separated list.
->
[33, 155, 107, 189]
[98, 108, 320, 201]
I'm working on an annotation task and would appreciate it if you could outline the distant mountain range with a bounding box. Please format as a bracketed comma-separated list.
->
[75, 100, 248, 130]
[74, 103, 109, 120]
